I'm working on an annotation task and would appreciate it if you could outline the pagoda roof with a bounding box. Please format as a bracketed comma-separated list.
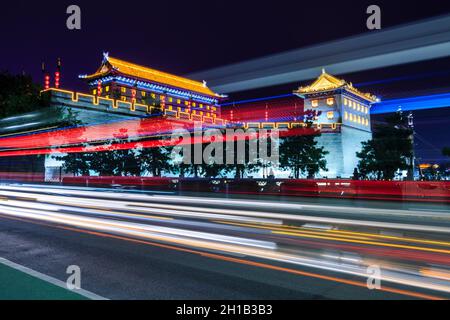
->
[294, 69, 378, 102]
[82, 53, 221, 98]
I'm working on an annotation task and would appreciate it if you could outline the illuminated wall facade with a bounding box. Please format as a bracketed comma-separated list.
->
[35, 68, 378, 179]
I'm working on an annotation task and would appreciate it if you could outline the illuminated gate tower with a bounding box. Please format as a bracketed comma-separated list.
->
[79, 53, 224, 119]
[294, 70, 379, 178]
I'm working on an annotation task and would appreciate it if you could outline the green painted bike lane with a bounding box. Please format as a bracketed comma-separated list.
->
[0, 262, 89, 300]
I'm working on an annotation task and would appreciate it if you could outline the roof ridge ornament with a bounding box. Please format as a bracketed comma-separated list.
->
[102, 52, 110, 63]
[294, 70, 378, 102]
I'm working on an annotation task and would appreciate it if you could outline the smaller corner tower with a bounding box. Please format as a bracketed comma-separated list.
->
[293, 70, 379, 178]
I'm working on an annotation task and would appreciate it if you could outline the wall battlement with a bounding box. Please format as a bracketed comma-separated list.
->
[43, 88, 343, 132]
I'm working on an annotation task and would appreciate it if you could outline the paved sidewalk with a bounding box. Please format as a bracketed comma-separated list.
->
[0, 258, 97, 300]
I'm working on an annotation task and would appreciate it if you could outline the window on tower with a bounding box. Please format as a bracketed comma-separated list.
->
[311, 100, 319, 107]
[327, 111, 334, 119]
[327, 98, 334, 106]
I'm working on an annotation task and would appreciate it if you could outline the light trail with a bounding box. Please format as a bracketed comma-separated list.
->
[0, 184, 449, 299]
[0, 118, 315, 158]
[216, 221, 450, 248]
[188, 15, 450, 93]
[0, 185, 449, 233]
[57, 224, 445, 300]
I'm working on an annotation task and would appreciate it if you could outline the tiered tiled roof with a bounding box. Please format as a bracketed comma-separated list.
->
[295, 69, 378, 102]
[82, 54, 220, 98]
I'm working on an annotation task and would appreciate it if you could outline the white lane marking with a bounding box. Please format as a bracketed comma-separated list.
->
[0, 257, 108, 300]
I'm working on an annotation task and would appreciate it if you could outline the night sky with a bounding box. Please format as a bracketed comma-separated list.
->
[1, 0, 450, 163]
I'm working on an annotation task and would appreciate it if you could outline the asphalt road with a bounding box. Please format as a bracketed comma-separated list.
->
[0, 184, 449, 300]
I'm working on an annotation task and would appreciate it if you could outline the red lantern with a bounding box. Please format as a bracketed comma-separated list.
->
[42, 62, 50, 90]
[97, 81, 102, 96]
[55, 58, 62, 89]
[55, 72, 60, 89]
[44, 75, 50, 90]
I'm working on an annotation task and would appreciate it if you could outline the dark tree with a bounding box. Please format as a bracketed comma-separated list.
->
[170, 130, 227, 178]
[115, 147, 142, 176]
[279, 122, 328, 179]
[86, 129, 141, 176]
[443, 147, 450, 157]
[110, 129, 141, 176]
[140, 145, 173, 177]
[352, 168, 360, 180]
[52, 107, 93, 176]
[0, 71, 46, 118]
[0, 72, 48, 174]
[89, 149, 118, 176]
[56, 152, 92, 176]
[224, 129, 261, 179]
[356, 112, 413, 180]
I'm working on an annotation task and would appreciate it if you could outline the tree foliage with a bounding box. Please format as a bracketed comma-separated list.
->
[0, 71, 46, 118]
[140, 144, 173, 177]
[443, 147, 450, 157]
[356, 112, 413, 180]
[222, 130, 262, 179]
[172, 135, 227, 178]
[52, 107, 92, 176]
[279, 122, 328, 179]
